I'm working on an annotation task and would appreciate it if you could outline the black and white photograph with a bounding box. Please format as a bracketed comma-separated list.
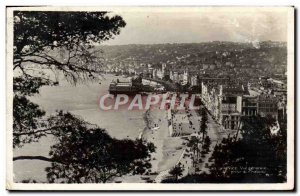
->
[6, 6, 294, 190]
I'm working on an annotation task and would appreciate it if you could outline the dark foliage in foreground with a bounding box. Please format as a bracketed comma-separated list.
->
[13, 11, 126, 147]
[15, 111, 155, 183]
[46, 112, 155, 183]
[169, 163, 184, 181]
[163, 116, 287, 183]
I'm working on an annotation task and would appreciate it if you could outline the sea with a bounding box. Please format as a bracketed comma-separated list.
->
[13, 74, 147, 182]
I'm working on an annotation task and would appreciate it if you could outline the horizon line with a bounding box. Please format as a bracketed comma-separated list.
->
[99, 40, 287, 47]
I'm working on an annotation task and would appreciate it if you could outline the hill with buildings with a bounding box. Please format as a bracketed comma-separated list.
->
[98, 41, 287, 79]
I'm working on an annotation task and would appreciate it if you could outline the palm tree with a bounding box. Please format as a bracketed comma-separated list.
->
[187, 136, 200, 166]
[200, 107, 208, 146]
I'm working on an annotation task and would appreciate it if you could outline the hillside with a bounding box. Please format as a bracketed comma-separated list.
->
[97, 41, 287, 78]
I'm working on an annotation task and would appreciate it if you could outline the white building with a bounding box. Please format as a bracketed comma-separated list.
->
[201, 83, 242, 130]
[182, 70, 189, 85]
[190, 75, 198, 86]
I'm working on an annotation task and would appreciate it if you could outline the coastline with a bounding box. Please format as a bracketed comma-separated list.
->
[141, 108, 165, 173]
[140, 109, 151, 139]
[13, 74, 189, 183]
[141, 107, 186, 176]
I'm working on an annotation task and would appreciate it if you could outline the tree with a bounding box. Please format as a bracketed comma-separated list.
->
[11, 11, 157, 183]
[174, 82, 182, 92]
[13, 11, 126, 87]
[165, 116, 287, 183]
[169, 163, 184, 181]
[199, 107, 208, 145]
[203, 135, 211, 153]
[187, 136, 200, 166]
[13, 11, 126, 147]
[208, 116, 286, 182]
[14, 111, 155, 183]
[182, 82, 191, 92]
[13, 11, 125, 77]
[162, 74, 170, 81]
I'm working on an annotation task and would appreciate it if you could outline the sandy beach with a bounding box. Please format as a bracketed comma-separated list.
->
[13, 74, 184, 183]
[141, 108, 187, 176]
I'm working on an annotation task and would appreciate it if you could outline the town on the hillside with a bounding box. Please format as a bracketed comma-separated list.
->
[100, 41, 288, 183]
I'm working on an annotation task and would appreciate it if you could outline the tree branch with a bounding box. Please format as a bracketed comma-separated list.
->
[13, 127, 58, 137]
[13, 156, 64, 164]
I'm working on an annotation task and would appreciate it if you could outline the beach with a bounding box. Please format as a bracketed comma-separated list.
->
[13, 74, 183, 183]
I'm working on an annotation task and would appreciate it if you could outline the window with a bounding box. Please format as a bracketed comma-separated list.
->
[231, 122, 235, 130]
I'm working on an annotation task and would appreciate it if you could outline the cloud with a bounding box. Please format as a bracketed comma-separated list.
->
[105, 8, 288, 45]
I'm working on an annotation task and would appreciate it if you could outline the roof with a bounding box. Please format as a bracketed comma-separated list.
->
[223, 85, 245, 96]
[222, 96, 237, 104]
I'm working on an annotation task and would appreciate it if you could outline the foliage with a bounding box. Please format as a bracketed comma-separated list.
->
[13, 11, 127, 148]
[164, 116, 287, 183]
[208, 116, 286, 182]
[13, 95, 47, 147]
[42, 111, 155, 183]
[199, 107, 208, 144]
[13, 11, 126, 85]
[203, 136, 211, 153]
[187, 136, 200, 166]
[169, 163, 184, 181]
[13, 76, 56, 96]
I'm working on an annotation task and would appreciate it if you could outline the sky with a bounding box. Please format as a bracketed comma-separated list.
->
[104, 7, 288, 45]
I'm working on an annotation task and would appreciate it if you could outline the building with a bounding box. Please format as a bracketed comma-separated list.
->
[201, 83, 243, 131]
[222, 113, 241, 130]
[156, 69, 163, 79]
[172, 71, 179, 83]
[169, 70, 174, 81]
[220, 95, 242, 130]
[182, 70, 189, 85]
[259, 77, 286, 90]
[147, 67, 154, 78]
[109, 81, 138, 94]
[277, 99, 286, 121]
[201, 83, 222, 121]
[190, 75, 198, 86]
[152, 69, 157, 79]
[155, 63, 167, 79]
[201, 77, 283, 131]
[257, 94, 279, 119]
[199, 77, 230, 86]
[162, 63, 166, 76]
[241, 95, 258, 116]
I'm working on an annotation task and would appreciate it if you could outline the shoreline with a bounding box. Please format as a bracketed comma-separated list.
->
[140, 109, 151, 140]
[141, 108, 186, 175]
[141, 108, 167, 173]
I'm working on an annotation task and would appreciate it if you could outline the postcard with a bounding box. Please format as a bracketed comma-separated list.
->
[6, 6, 294, 191]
